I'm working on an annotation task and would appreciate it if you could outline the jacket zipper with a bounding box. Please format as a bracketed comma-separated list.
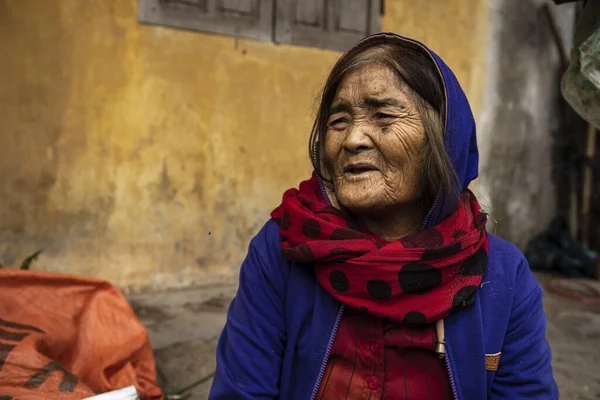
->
[317, 177, 331, 206]
[437, 319, 458, 400]
[309, 304, 345, 400]
[444, 354, 459, 400]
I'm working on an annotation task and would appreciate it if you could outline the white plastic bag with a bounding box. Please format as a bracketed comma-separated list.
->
[562, 0, 600, 128]
[580, 27, 600, 88]
[84, 386, 139, 400]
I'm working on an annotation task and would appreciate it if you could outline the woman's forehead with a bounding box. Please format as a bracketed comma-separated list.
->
[333, 64, 409, 106]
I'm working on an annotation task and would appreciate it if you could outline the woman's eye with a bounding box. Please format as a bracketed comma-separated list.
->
[375, 112, 394, 120]
[328, 118, 348, 129]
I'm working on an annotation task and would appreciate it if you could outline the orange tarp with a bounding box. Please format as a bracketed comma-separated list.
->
[0, 269, 163, 400]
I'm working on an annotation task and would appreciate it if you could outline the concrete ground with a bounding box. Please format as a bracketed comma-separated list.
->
[537, 273, 600, 399]
[128, 273, 600, 399]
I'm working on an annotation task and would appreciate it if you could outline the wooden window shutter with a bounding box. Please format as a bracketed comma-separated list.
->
[275, 0, 382, 52]
[139, 0, 274, 42]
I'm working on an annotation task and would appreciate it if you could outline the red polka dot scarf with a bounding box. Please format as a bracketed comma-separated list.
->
[271, 174, 489, 324]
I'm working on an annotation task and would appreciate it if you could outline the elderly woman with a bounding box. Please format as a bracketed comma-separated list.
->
[209, 33, 557, 399]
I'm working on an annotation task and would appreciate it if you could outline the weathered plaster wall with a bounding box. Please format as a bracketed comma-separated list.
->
[477, 0, 576, 249]
[0, 0, 489, 289]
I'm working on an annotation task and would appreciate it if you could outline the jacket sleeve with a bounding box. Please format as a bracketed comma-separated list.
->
[209, 224, 289, 400]
[491, 261, 559, 399]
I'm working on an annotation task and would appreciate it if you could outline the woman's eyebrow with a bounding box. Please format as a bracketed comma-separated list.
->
[328, 101, 352, 116]
[363, 96, 404, 109]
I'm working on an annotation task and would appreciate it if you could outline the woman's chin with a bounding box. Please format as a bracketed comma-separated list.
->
[337, 193, 384, 215]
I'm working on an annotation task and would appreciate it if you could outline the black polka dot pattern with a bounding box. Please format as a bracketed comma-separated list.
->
[297, 243, 315, 261]
[329, 248, 350, 263]
[329, 270, 349, 293]
[281, 211, 291, 230]
[359, 306, 368, 313]
[282, 243, 315, 262]
[302, 219, 321, 238]
[319, 205, 347, 219]
[329, 248, 350, 256]
[402, 311, 427, 324]
[367, 280, 392, 299]
[421, 241, 462, 261]
[453, 230, 468, 239]
[400, 229, 444, 248]
[331, 228, 367, 240]
[398, 263, 442, 294]
[452, 285, 478, 308]
[460, 248, 487, 276]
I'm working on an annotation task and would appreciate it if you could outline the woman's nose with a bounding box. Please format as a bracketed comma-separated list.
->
[343, 123, 374, 153]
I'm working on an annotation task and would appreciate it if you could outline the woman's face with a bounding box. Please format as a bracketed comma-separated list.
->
[323, 63, 426, 217]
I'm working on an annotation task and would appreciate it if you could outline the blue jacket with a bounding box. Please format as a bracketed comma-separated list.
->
[209, 33, 558, 399]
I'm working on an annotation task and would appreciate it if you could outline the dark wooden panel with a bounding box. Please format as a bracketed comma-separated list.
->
[337, 0, 368, 34]
[275, 0, 381, 52]
[220, 0, 256, 17]
[163, 0, 208, 11]
[139, 0, 273, 42]
[294, 0, 325, 28]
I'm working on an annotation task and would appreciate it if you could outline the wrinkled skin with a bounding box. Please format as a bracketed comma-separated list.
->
[322, 63, 426, 240]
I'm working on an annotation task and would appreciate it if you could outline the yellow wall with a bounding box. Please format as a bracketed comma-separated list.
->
[0, 0, 488, 290]
[384, 0, 488, 118]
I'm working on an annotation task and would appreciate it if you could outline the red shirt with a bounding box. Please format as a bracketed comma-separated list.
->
[315, 307, 453, 399]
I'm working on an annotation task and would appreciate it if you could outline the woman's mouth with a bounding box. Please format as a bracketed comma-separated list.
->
[344, 163, 379, 175]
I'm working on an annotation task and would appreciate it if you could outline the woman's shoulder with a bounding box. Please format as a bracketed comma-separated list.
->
[249, 218, 283, 253]
[250, 218, 286, 258]
[486, 233, 527, 270]
[245, 219, 292, 280]
[483, 233, 541, 305]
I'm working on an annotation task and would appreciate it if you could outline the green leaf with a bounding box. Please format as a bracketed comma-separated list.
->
[20, 249, 43, 270]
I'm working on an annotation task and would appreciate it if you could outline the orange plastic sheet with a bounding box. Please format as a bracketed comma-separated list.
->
[0, 269, 163, 400]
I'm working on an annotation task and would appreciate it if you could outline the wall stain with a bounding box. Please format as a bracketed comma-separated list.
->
[152, 161, 177, 203]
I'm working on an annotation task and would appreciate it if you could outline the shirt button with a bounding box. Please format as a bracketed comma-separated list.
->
[367, 377, 380, 390]
[370, 341, 380, 353]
